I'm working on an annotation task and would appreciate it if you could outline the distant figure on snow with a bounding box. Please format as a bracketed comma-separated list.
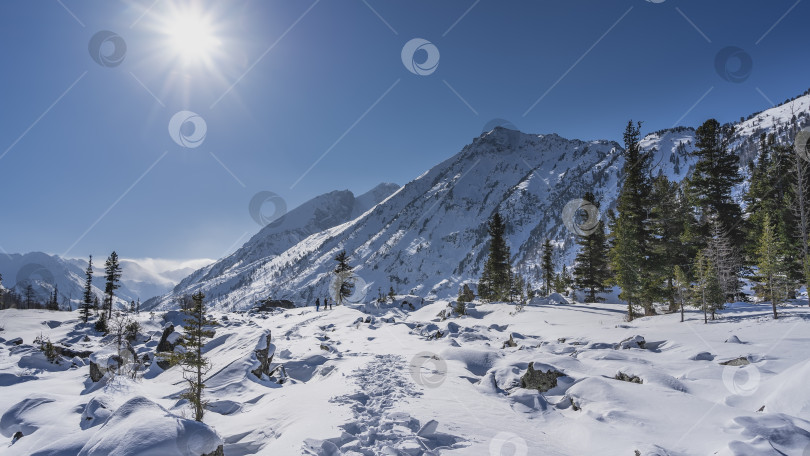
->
[315, 298, 320, 312]
[329, 299, 333, 310]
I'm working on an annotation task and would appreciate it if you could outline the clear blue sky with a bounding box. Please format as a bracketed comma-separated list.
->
[1, 0, 807, 262]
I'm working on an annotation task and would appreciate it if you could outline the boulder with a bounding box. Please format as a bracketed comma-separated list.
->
[502, 334, 517, 349]
[520, 362, 566, 392]
[11, 431, 23, 443]
[76, 396, 223, 456]
[615, 371, 643, 384]
[720, 356, 751, 366]
[615, 335, 646, 350]
[156, 325, 177, 353]
[690, 352, 715, 361]
[725, 335, 744, 344]
[9, 338, 23, 346]
[251, 330, 275, 379]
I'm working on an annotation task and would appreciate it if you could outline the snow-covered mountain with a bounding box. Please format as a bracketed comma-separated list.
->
[145, 183, 400, 310]
[145, 92, 810, 311]
[0, 253, 139, 309]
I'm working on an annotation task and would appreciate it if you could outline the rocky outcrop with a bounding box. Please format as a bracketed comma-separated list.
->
[156, 325, 177, 353]
[520, 362, 565, 392]
[615, 371, 643, 384]
[502, 334, 517, 349]
[89, 355, 122, 382]
[251, 331, 276, 379]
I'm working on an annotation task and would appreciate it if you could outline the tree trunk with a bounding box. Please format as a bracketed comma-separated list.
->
[680, 298, 684, 322]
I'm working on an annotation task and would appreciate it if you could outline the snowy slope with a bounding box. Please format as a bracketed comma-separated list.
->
[1, 298, 808, 455]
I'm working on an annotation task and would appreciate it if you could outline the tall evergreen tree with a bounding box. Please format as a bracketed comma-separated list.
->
[178, 291, 217, 421]
[757, 214, 787, 319]
[693, 250, 724, 323]
[688, 119, 744, 245]
[673, 265, 690, 323]
[792, 134, 810, 302]
[0, 273, 4, 308]
[478, 212, 511, 302]
[332, 250, 354, 305]
[573, 192, 611, 302]
[609, 121, 654, 320]
[541, 239, 554, 297]
[104, 251, 122, 319]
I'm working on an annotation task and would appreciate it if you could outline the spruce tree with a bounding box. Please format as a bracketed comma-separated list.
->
[687, 119, 744, 245]
[332, 250, 354, 305]
[0, 273, 4, 308]
[693, 250, 724, 323]
[104, 251, 122, 319]
[792, 136, 810, 302]
[573, 192, 611, 302]
[178, 291, 217, 421]
[478, 212, 511, 302]
[757, 214, 786, 319]
[609, 121, 654, 320]
[673, 265, 690, 322]
[541, 239, 554, 297]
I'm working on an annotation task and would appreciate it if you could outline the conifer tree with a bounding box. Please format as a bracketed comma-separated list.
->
[693, 250, 724, 323]
[573, 192, 611, 302]
[673, 265, 690, 323]
[104, 251, 122, 319]
[687, 119, 744, 245]
[332, 250, 354, 305]
[479, 212, 511, 301]
[0, 273, 4, 308]
[178, 291, 217, 421]
[757, 214, 786, 319]
[792, 135, 810, 302]
[610, 121, 654, 320]
[541, 239, 554, 297]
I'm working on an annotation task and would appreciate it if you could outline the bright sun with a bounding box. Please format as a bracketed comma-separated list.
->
[165, 12, 220, 62]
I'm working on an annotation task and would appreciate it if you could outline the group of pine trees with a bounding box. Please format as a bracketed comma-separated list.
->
[475, 116, 809, 322]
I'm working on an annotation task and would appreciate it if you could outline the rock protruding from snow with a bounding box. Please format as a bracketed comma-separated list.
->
[725, 335, 744, 344]
[520, 362, 565, 392]
[720, 356, 751, 366]
[615, 335, 646, 350]
[690, 352, 715, 361]
[251, 330, 276, 379]
[156, 324, 178, 353]
[615, 371, 643, 384]
[77, 396, 223, 456]
[0, 395, 56, 438]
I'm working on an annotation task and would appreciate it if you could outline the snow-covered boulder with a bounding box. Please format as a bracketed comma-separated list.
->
[0, 395, 56, 438]
[615, 335, 646, 350]
[77, 396, 223, 456]
[80, 397, 112, 430]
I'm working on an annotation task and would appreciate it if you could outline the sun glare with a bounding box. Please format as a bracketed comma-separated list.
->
[165, 12, 220, 63]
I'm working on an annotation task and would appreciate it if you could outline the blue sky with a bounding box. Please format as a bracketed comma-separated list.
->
[0, 0, 807, 263]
